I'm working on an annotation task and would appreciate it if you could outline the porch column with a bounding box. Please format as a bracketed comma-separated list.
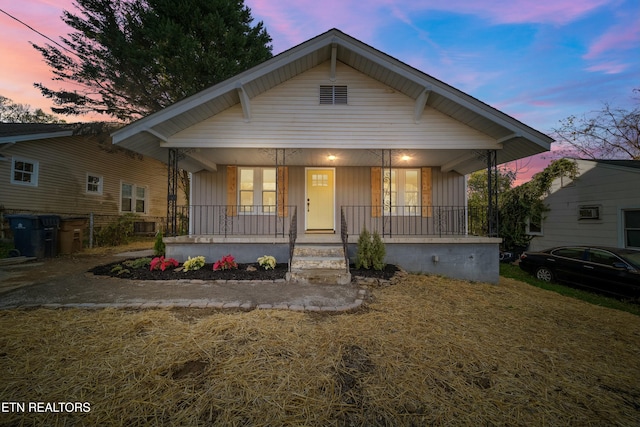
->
[486, 150, 499, 237]
[381, 149, 392, 237]
[275, 148, 287, 237]
[167, 148, 181, 237]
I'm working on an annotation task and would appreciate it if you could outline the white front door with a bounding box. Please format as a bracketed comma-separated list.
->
[306, 168, 335, 230]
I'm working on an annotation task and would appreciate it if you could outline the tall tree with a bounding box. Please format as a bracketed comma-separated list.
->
[498, 159, 578, 250]
[553, 88, 640, 160]
[0, 95, 65, 123]
[32, 0, 272, 121]
[467, 168, 515, 236]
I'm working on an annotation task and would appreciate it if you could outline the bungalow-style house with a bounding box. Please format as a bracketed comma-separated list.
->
[112, 29, 552, 283]
[0, 123, 175, 246]
[528, 159, 640, 251]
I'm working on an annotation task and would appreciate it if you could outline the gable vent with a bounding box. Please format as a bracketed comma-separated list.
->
[320, 85, 347, 105]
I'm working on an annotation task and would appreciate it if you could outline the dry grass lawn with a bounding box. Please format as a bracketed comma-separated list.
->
[0, 274, 638, 426]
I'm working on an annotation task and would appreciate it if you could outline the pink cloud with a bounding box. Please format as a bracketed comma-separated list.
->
[583, 20, 640, 59]
[586, 61, 629, 74]
[386, 0, 612, 25]
[247, 0, 386, 53]
[0, 0, 81, 117]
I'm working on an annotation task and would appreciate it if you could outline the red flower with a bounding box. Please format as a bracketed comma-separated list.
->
[213, 254, 238, 270]
[150, 256, 179, 271]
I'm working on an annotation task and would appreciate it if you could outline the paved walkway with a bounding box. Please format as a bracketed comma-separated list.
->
[0, 251, 369, 312]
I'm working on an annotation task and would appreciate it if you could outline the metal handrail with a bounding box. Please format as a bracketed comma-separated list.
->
[288, 207, 297, 272]
[340, 207, 349, 272]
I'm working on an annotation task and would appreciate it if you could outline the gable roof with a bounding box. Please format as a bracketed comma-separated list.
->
[590, 159, 640, 170]
[0, 123, 74, 144]
[112, 28, 552, 174]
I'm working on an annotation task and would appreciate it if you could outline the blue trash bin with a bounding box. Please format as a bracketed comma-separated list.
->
[5, 215, 41, 258]
[5, 214, 60, 258]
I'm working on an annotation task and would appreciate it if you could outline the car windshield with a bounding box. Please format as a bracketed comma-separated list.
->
[620, 250, 640, 269]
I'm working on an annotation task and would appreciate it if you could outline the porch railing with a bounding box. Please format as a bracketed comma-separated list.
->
[341, 205, 489, 237]
[176, 205, 489, 238]
[178, 205, 295, 237]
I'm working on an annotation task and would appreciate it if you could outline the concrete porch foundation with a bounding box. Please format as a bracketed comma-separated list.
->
[165, 235, 501, 284]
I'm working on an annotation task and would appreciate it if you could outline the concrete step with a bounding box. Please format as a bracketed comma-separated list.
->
[287, 243, 351, 285]
[290, 256, 347, 270]
[293, 245, 344, 257]
[286, 269, 351, 285]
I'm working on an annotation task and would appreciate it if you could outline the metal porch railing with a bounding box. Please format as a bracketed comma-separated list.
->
[341, 205, 488, 237]
[178, 205, 296, 237]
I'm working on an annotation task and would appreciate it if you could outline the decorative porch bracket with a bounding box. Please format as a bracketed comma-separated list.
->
[167, 148, 183, 237]
[486, 149, 499, 237]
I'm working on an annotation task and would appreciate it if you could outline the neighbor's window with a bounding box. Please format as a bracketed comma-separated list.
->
[121, 182, 147, 213]
[86, 173, 103, 194]
[526, 214, 543, 235]
[624, 209, 640, 249]
[382, 169, 420, 215]
[11, 156, 38, 186]
[239, 167, 276, 213]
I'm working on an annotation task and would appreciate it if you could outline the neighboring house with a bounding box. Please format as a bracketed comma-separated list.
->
[528, 158, 640, 251]
[112, 29, 552, 283]
[0, 123, 174, 237]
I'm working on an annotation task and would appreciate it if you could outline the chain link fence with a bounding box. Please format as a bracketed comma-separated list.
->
[1, 207, 166, 250]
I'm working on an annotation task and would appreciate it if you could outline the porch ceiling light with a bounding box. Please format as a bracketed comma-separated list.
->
[401, 155, 411, 161]
[327, 154, 336, 161]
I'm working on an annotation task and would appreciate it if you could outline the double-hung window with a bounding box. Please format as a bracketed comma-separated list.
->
[239, 167, 276, 213]
[11, 156, 38, 186]
[624, 209, 640, 249]
[121, 183, 146, 213]
[382, 169, 420, 215]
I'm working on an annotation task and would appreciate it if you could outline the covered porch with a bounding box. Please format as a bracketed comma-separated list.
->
[164, 201, 501, 283]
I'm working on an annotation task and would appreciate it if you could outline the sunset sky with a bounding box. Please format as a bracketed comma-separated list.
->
[1, 0, 638, 179]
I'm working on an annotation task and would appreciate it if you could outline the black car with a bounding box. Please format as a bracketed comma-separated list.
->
[519, 246, 640, 299]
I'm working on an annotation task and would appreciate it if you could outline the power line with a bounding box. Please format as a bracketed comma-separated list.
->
[0, 7, 78, 57]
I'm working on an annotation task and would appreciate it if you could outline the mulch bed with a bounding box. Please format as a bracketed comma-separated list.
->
[89, 258, 399, 281]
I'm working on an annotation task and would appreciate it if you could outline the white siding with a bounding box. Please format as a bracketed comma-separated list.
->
[529, 160, 640, 250]
[191, 165, 465, 234]
[170, 61, 496, 150]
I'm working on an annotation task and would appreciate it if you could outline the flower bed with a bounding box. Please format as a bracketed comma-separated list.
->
[89, 258, 399, 281]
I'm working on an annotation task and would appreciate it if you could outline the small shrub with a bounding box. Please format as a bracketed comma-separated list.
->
[0, 239, 14, 259]
[355, 227, 371, 269]
[370, 231, 386, 271]
[183, 256, 205, 271]
[153, 230, 165, 256]
[257, 255, 277, 270]
[94, 214, 136, 247]
[123, 257, 152, 269]
[110, 265, 130, 275]
[213, 254, 238, 271]
[355, 227, 386, 271]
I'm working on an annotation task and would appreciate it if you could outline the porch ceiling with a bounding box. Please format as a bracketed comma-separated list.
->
[112, 29, 552, 175]
[178, 147, 509, 170]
